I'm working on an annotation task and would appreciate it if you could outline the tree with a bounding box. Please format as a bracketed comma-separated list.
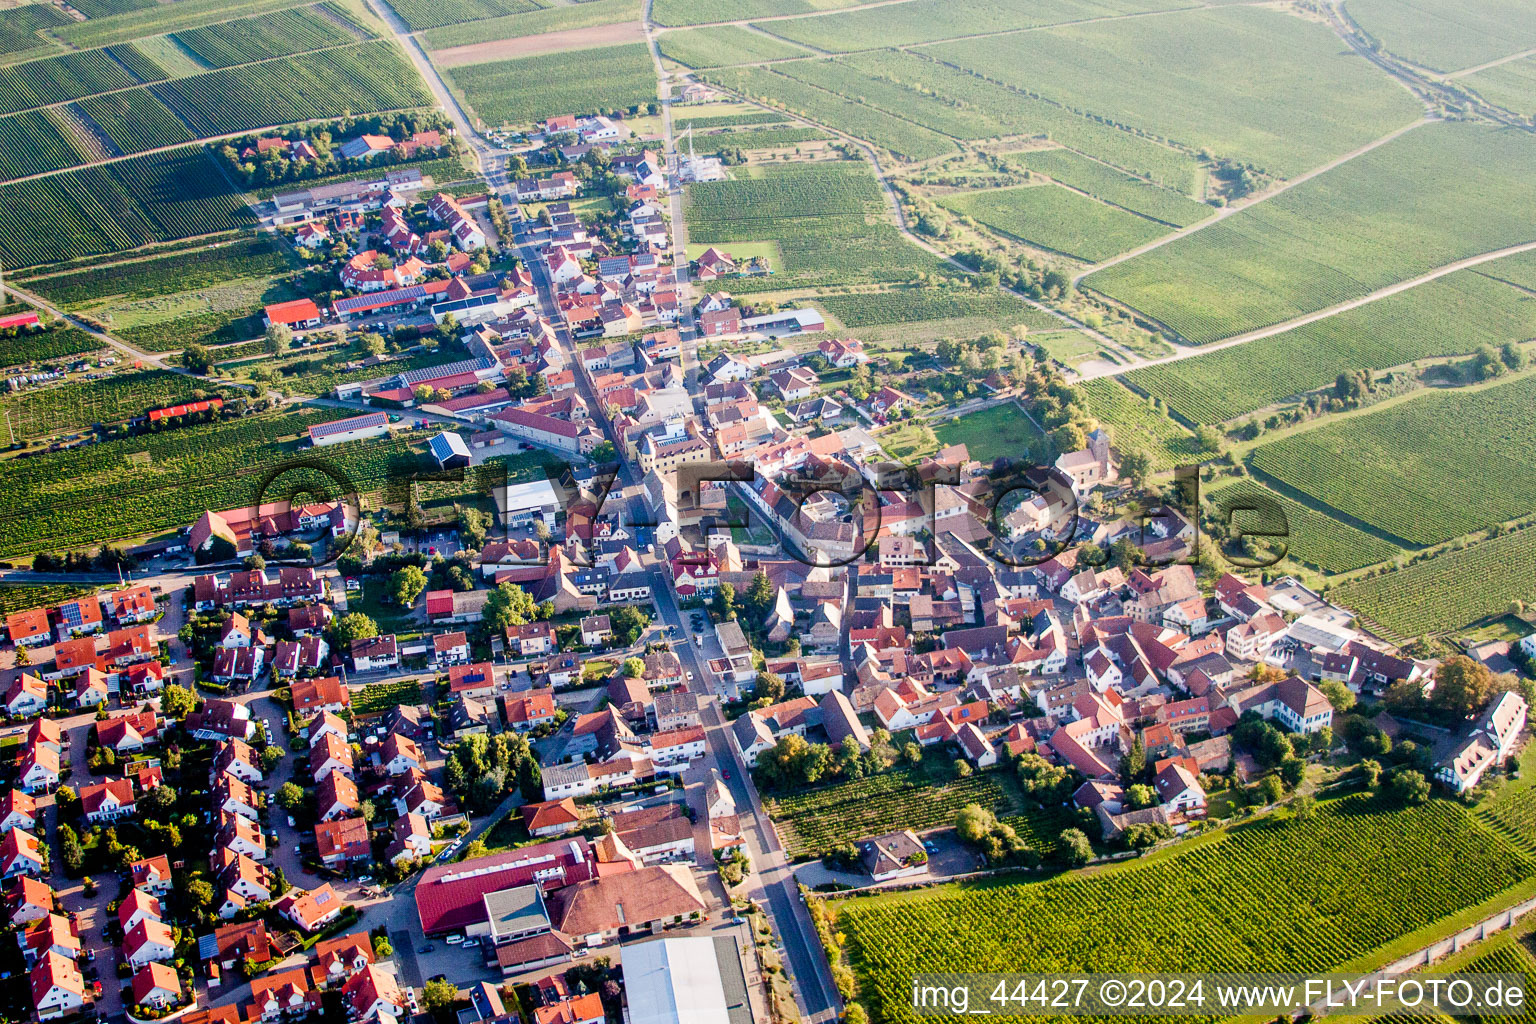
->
[621, 657, 644, 678]
[390, 565, 429, 607]
[1118, 447, 1152, 489]
[1255, 775, 1285, 804]
[372, 934, 392, 958]
[745, 571, 774, 619]
[1278, 756, 1306, 790]
[361, 333, 387, 357]
[713, 581, 737, 621]
[329, 612, 379, 645]
[187, 879, 214, 910]
[609, 605, 649, 645]
[955, 803, 997, 844]
[483, 581, 536, 634]
[264, 322, 292, 355]
[141, 785, 177, 815]
[1127, 784, 1156, 809]
[456, 505, 488, 549]
[752, 671, 785, 703]
[276, 782, 305, 812]
[1119, 735, 1146, 783]
[1052, 423, 1086, 454]
[1057, 828, 1093, 867]
[261, 746, 285, 773]
[160, 684, 197, 720]
[1430, 656, 1494, 719]
[421, 978, 458, 1022]
[1390, 769, 1430, 805]
[1357, 758, 1383, 788]
[1291, 794, 1317, 821]
[182, 344, 214, 374]
[1318, 680, 1356, 713]
[360, 799, 377, 824]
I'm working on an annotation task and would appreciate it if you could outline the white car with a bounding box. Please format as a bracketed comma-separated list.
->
[287, 816, 296, 827]
[445, 934, 464, 945]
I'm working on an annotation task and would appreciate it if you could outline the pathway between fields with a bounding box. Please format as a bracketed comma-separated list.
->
[1071, 238, 1536, 382]
[1444, 46, 1536, 79]
[1071, 115, 1436, 285]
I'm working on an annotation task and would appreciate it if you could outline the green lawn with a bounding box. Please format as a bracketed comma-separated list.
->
[933, 403, 1047, 465]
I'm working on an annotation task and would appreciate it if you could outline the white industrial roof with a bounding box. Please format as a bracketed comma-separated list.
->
[622, 937, 732, 1024]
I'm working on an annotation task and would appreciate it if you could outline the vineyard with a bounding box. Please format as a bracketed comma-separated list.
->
[388, 0, 536, 31]
[1465, 55, 1536, 120]
[448, 43, 655, 127]
[418, 0, 638, 49]
[0, 324, 102, 368]
[717, 126, 827, 150]
[676, 111, 787, 130]
[1476, 746, 1536, 857]
[685, 160, 956, 291]
[1121, 268, 1536, 425]
[0, 368, 204, 442]
[54, 0, 322, 50]
[0, 147, 249, 269]
[1332, 526, 1536, 638]
[169, 5, 361, 68]
[658, 24, 810, 67]
[938, 183, 1170, 262]
[76, 89, 194, 153]
[0, 107, 97, 181]
[351, 679, 424, 714]
[760, 0, 1173, 51]
[705, 64, 955, 161]
[1457, 945, 1536, 1024]
[1075, 379, 1214, 471]
[1346, 0, 1536, 75]
[929, 5, 1419, 178]
[768, 760, 1019, 860]
[1246, 374, 1536, 548]
[150, 42, 432, 137]
[1015, 148, 1212, 228]
[0, 3, 70, 60]
[21, 234, 294, 306]
[0, 48, 148, 117]
[1086, 122, 1536, 345]
[650, 0, 861, 28]
[1204, 478, 1401, 575]
[0, 408, 442, 555]
[833, 797, 1536, 1024]
[819, 287, 1048, 329]
[0, 583, 96, 618]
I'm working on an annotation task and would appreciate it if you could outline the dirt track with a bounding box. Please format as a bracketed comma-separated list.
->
[430, 20, 645, 66]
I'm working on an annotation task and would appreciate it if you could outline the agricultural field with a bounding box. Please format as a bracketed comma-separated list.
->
[658, 25, 810, 67]
[352, 679, 424, 714]
[0, 368, 205, 441]
[0, 107, 98, 181]
[1074, 378, 1215, 471]
[1012, 148, 1212, 228]
[76, 89, 194, 153]
[1247, 373, 1536, 548]
[0, 324, 103, 367]
[0, 407, 463, 555]
[1346, 0, 1536, 74]
[819, 287, 1044, 330]
[53, 0, 320, 50]
[0, 583, 96, 618]
[1032, 329, 1103, 370]
[0, 3, 71, 61]
[18, 234, 294, 306]
[927, 5, 1421, 178]
[0, 147, 251, 269]
[713, 126, 826, 150]
[767, 760, 1017, 860]
[1122, 268, 1536, 425]
[933, 403, 1047, 466]
[939, 183, 1170, 263]
[1476, 745, 1536, 857]
[418, 0, 639, 49]
[150, 41, 431, 137]
[833, 797, 1536, 1024]
[168, 4, 363, 68]
[705, 64, 954, 161]
[675, 110, 787, 130]
[0, 49, 152, 117]
[757, 0, 1187, 52]
[1087, 121, 1536, 345]
[387, 0, 536, 32]
[650, 0, 863, 28]
[1464, 56, 1536, 119]
[102, 276, 304, 350]
[685, 159, 956, 291]
[1332, 526, 1536, 639]
[1204, 477, 1402, 575]
[446, 43, 654, 126]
